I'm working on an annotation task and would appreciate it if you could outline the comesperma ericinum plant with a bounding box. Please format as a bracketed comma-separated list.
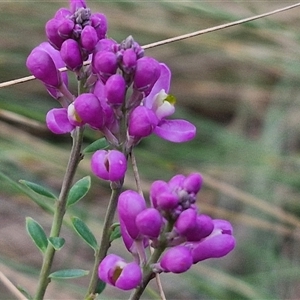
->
[24, 0, 236, 299]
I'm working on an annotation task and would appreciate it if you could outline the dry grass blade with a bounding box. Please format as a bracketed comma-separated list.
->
[0, 2, 300, 89]
[0, 271, 28, 300]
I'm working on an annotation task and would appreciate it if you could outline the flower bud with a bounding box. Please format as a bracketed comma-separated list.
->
[26, 48, 62, 88]
[118, 190, 146, 240]
[98, 254, 142, 290]
[91, 150, 127, 181]
[191, 219, 235, 263]
[121, 48, 137, 73]
[133, 57, 161, 92]
[57, 18, 74, 39]
[45, 18, 65, 50]
[183, 173, 203, 194]
[128, 106, 158, 138]
[54, 8, 72, 19]
[136, 208, 162, 239]
[159, 246, 193, 273]
[91, 13, 107, 39]
[60, 39, 83, 71]
[73, 93, 104, 128]
[105, 74, 126, 105]
[80, 25, 98, 52]
[92, 51, 117, 79]
[70, 0, 86, 13]
[46, 108, 75, 134]
[150, 180, 169, 208]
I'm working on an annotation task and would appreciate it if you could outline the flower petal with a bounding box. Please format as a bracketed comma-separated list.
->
[154, 119, 196, 142]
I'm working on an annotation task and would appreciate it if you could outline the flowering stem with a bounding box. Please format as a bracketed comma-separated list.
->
[33, 126, 84, 300]
[84, 180, 124, 300]
[129, 246, 165, 300]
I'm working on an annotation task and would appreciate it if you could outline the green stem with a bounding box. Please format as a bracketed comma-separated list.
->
[84, 180, 123, 300]
[33, 126, 84, 300]
[128, 247, 165, 300]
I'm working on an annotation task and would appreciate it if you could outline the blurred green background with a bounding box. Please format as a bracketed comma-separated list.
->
[1, 0, 300, 299]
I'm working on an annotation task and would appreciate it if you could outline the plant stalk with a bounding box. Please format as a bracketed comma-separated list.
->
[33, 126, 84, 300]
[84, 180, 123, 300]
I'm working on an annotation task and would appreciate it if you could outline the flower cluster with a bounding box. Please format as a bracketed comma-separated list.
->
[26, 0, 235, 295]
[26, 0, 196, 182]
[99, 173, 235, 290]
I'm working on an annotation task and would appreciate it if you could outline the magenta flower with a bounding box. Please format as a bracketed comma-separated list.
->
[91, 13, 107, 40]
[159, 246, 193, 274]
[118, 190, 146, 240]
[80, 25, 98, 52]
[190, 219, 236, 263]
[60, 39, 83, 71]
[144, 64, 196, 143]
[92, 50, 118, 81]
[105, 74, 126, 106]
[133, 56, 161, 94]
[98, 254, 142, 290]
[73, 93, 104, 129]
[91, 150, 127, 181]
[175, 209, 214, 242]
[26, 46, 62, 88]
[70, 0, 86, 13]
[128, 106, 159, 139]
[135, 208, 163, 239]
[46, 108, 75, 134]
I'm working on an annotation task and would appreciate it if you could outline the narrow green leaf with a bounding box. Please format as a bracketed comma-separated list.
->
[49, 269, 89, 279]
[110, 223, 121, 242]
[83, 137, 108, 154]
[0, 171, 54, 214]
[26, 217, 48, 253]
[17, 286, 33, 300]
[67, 176, 91, 207]
[19, 180, 57, 200]
[95, 279, 106, 294]
[48, 237, 65, 250]
[71, 217, 98, 251]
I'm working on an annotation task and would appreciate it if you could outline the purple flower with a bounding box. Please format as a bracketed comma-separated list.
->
[46, 108, 75, 134]
[80, 25, 98, 52]
[128, 106, 159, 139]
[150, 180, 178, 210]
[70, 0, 87, 13]
[60, 39, 83, 71]
[135, 208, 163, 239]
[118, 190, 146, 240]
[133, 57, 161, 94]
[72, 93, 104, 129]
[183, 173, 203, 194]
[175, 209, 214, 242]
[144, 64, 196, 143]
[98, 254, 142, 290]
[105, 74, 126, 106]
[91, 150, 127, 181]
[159, 246, 193, 274]
[26, 46, 62, 88]
[91, 13, 107, 39]
[93, 50, 118, 81]
[45, 18, 65, 50]
[190, 219, 235, 263]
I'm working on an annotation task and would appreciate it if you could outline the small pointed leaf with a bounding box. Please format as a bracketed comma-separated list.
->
[109, 223, 121, 242]
[17, 286, 33, 300]
[19, 180, 57, 200]
[71, 217, 98, 251]
[48, 237, 65, 250]
[95, 279, 106, 294]
[26, 217, 48, 253]
[67, 176, 91, 207]
[49, 269, 89, 279]
[83, 137, 108, 154]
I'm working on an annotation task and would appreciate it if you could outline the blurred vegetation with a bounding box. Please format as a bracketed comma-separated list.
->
[1, 0, 300, 299]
